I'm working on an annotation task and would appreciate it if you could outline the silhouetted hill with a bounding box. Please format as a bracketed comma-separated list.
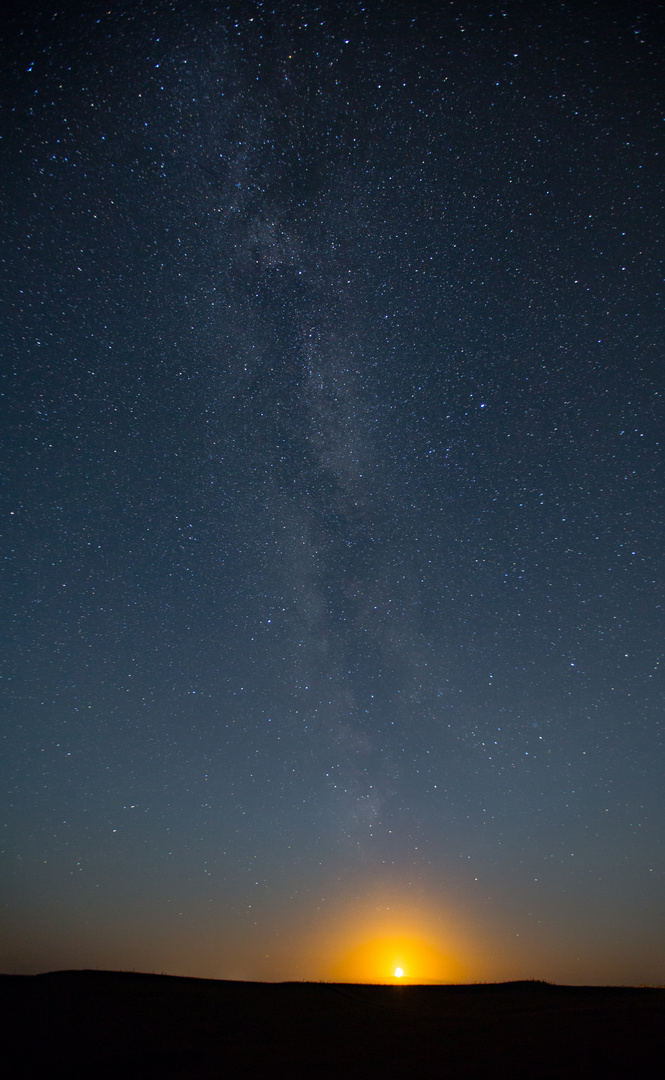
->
[2, 970, 664, 1078]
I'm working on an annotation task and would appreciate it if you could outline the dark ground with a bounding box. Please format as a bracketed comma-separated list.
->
[2, 970, 664, 1078]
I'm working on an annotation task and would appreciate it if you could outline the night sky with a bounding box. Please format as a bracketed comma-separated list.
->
[2, 0, 664, 985]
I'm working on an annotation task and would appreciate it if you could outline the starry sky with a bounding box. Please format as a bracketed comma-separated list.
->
[2, 0, 664, 985]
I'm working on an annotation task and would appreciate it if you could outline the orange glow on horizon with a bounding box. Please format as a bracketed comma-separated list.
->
[303, 887, 471, 985]
[329, 934, 464, 984]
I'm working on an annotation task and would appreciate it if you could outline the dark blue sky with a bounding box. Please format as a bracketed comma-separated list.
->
[2, 0, 663, 983]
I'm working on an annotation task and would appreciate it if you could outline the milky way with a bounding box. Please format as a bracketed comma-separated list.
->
[2, 1, 663, 984]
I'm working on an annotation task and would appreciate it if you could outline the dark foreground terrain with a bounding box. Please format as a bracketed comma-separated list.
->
[2, 970, 664, 1078]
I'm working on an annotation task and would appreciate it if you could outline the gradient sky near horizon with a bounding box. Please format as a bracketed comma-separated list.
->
[2, 0, 664, 985]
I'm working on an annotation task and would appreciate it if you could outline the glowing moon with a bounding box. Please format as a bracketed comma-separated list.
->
[394, 967, 404, 978]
